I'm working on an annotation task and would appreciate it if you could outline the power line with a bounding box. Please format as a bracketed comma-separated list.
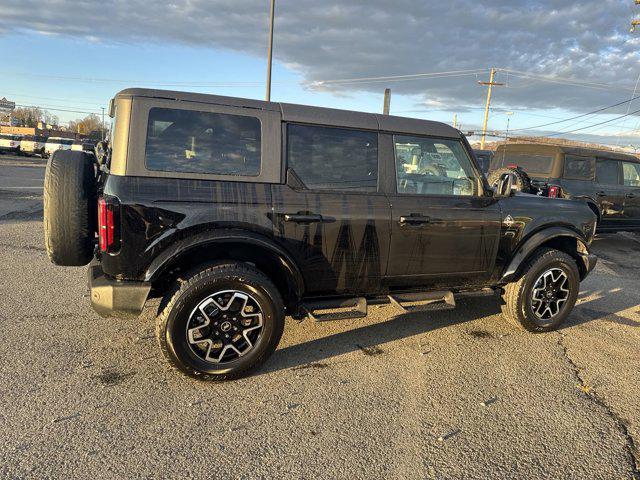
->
[509, 94, 640, 132]
[544, 107, 640, 136]
[497, 68, 638, 93]
[311, 69, 488, 86]
[14, 104, 102, 115]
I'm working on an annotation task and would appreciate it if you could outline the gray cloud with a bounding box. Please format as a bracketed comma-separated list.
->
[2, 0, 640, 115]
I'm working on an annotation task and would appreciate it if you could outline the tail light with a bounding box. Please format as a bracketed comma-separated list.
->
[98, 197, 120, 253]
[547, 185, 561, 198]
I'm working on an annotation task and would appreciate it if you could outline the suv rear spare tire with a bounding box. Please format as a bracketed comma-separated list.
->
[44, 150, 97, 266]
[488, 166, 533, 193]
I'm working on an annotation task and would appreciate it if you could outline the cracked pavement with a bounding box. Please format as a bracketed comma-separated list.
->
[0, 155, 639, 479]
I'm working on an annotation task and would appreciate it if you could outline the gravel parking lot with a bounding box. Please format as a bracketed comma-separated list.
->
[0, 154, 638, 479]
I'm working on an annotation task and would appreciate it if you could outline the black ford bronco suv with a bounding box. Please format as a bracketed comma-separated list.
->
[488, 143, 640, 233]
[43, 89, 597, 381]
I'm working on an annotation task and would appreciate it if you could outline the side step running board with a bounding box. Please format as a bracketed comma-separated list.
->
[302, 297, 368, 322]
[388, 291, 456, 313]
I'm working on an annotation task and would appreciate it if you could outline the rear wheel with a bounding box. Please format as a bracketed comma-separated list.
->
[501, 248, 580, 332]
[156, 263, 285, 381]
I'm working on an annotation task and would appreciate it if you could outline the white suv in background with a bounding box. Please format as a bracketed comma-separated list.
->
[43, 137, 74, 158]
[20, 135, 48, 157]
[0, 133, 23, 154]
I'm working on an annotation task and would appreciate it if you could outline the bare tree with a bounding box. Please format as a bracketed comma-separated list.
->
[68, 113, 103, 136]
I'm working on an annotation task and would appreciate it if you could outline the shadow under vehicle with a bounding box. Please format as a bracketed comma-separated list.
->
[489, 143, 640, 233]
[42, 89, 598, 380]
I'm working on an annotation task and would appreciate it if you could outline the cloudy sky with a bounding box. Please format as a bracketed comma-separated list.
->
[2, 0, 640, 146]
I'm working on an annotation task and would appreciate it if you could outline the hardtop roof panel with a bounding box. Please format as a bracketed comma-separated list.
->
[115, 88, 280, 112]
[497, 142, 639, 162]
[376, 114, 461, 138]
[279, 102, 378, 130]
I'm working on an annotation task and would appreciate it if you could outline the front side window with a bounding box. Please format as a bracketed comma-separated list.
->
[596, 159, 620, 185]
[287, 124, 378, 191]
[622, 162, 640, 187]
[563, 155, 594, 180]
[145, 107, 261, 176]
[394, 136, 479, 196]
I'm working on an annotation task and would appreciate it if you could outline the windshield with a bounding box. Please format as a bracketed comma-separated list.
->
[491, 152, 555, 176]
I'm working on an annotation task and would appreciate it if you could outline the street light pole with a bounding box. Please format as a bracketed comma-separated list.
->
[265, 0, 276, 102]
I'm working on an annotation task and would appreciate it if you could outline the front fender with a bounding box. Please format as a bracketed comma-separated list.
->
[144, 229, 305, 298]
[500, 227, 593, 283]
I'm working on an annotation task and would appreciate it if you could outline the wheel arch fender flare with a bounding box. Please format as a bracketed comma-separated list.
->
[144, 229, 305, 299]
[500, 226, 590, 283]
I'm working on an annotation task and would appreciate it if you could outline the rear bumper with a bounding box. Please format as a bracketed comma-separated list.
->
[88, 263, 151, 318]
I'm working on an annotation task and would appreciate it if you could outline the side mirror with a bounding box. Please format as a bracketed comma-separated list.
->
[496, 173, 516, 197]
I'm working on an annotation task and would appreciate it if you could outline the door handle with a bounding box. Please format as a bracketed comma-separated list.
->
[399, 214, 431, 225]
[596, 191, 607, 197]
[626, 193, 637, 199]
[283, 213, 323, 223]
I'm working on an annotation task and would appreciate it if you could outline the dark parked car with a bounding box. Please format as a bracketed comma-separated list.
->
[489, 143, 640, 232]
[43, 89, 597, 380]
[473, 149, 493, 175]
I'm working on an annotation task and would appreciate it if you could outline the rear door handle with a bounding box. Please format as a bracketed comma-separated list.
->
[283, 213, 323, 223]
[399, 214, 431, 225]
[626, 193, 637, 199]
[596, 191, 607, 197]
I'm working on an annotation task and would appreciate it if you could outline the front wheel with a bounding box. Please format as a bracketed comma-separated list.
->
[156, 263, 285, 381]
[501, 248, 580, 332]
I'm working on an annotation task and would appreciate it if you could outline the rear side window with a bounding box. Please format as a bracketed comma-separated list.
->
[287, 124, 378, 192]
[595, 159, 620, 185]
[145, 107, 261, 176]
[563, 155, 594, 180]
[622, 162, 640, 187]
[491, 153, 554, 175]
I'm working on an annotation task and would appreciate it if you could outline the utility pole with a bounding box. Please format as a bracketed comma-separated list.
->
[383, 88, 391, 114]
[453, 113, 458, 129]
[478, 68, 505, 149]
[101, 107, 105, 141]
[265, 0, 276, 101]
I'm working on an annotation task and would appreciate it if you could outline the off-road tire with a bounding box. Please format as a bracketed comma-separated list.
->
[156, 262, 285, 381]
[487, 166, 533, 193]
[43, 150, 97, 266]
[501, 248, 580, 332]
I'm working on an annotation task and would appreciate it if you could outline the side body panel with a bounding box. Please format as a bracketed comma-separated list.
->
[490, 194, 596, 281]
[271, 185, 391, 295]
[100, 175, 275, 281]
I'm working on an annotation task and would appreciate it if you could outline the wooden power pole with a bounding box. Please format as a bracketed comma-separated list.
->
[383, 88, 391, 115]
[478, 68, 504, 149]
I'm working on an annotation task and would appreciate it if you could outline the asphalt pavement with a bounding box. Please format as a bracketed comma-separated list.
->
[0, 154, 638, 479]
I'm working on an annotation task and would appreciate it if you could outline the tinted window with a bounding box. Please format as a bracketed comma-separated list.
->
[595, 159, 619, 185]
[145, 107, 261, 176]
[394, 136, 479, 196]
[563, 155, 594, 180]
[287, 124, 377, 191]
[623, 162, 640, 187]
[491, 153, 554, 175]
